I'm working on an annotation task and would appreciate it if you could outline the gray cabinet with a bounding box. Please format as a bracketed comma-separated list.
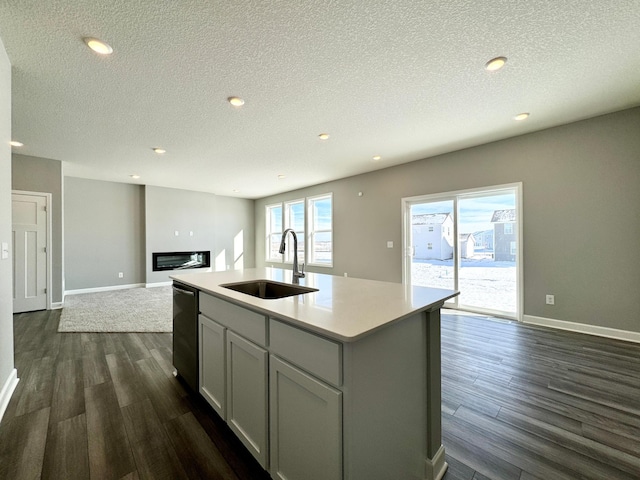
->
[226, 330, 269, 468]
[198, 314, 226, 417]
[197, 291, 444, 479]
[199, 293, 269, 469]
[199, 293, 341, 477]
[270, 355, 342, 480]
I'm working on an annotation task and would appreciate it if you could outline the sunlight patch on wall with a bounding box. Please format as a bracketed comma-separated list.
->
[215, 250, 226, 272]
[234, 230, 244, 270]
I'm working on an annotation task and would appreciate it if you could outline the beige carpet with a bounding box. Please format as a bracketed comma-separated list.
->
[58, 286, 172, 332]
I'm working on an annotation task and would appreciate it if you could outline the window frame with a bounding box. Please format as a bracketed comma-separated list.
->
[264, 193, 333, 269]
[504, 223, 514, 235]
[265, 203, 284, 263]
[283, 198, 306, 265]
[307, 193, 333, 268]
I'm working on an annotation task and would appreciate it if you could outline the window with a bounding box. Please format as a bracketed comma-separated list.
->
[284, 199, 305, 264]
[510, 241, 516, 256]
[504, 223, 514, 235]
[308, 194, 333, 266]
[266, 203, 283, 262]
[265, 193, 333, 268]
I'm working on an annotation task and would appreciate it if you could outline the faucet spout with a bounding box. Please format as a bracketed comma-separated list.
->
[279, 228, 305, 280]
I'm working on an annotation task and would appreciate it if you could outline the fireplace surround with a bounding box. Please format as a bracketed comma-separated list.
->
[152, 251, 211, 271]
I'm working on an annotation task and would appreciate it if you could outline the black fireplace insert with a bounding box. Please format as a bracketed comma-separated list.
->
[153, 251, 211, 271]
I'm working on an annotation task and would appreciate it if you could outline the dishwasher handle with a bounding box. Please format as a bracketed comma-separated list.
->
[173, 285, 195, 296]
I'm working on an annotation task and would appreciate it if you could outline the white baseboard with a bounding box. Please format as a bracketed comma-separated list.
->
[523, 315, 640, 344]
[64, 283, 146, 297]
[0, 369, 19, 423]
[424, 445, 448, 480]
[145, 281, 172, 288]
[51, 302, 63, 310]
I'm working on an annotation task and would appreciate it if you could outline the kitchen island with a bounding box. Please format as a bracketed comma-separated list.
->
[172, 267, 458, 480]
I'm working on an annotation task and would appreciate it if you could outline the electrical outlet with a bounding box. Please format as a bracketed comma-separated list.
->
[118, 272, 124, 278]
[545, 294, 555, 305]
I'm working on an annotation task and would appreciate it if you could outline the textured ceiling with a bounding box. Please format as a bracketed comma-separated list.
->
[1, 1, 639, 199]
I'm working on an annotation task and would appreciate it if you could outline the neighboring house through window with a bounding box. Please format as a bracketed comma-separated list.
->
[491, 209, 517, 261]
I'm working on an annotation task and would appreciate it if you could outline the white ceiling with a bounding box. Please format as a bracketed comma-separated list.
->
[2, 1, 639, 199]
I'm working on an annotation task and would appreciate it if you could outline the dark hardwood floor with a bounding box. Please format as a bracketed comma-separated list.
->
[1, 309, 270, 480]
[440, 311, 640, 480]
[1, 309, 639, 479]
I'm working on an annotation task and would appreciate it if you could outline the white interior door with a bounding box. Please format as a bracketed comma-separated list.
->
[12, 193, 48, 313]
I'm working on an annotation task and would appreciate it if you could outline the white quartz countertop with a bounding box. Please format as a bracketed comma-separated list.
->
[171, 268, 458, 342]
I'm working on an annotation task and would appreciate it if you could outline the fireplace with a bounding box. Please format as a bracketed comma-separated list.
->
[152, 251, 211, 272]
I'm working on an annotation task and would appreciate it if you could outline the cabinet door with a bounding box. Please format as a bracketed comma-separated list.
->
[270, 356, 342, 480]
[227, 331, 269, 468]
[199, 315, 226, 418]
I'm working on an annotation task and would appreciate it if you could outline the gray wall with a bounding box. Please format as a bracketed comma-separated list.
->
[145, 186, 255, 284]
[0, 37, 14, 407]
[64, 177, 145, 290]
[64, 181, 255, 289]
[11, 154, 63, 303]
[256, 107, 640, 334]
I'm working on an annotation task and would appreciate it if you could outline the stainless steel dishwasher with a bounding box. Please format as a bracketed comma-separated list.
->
[172, 281, 198, 391]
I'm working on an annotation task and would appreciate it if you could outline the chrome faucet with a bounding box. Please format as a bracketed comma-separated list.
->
[279, 228, 305, 280]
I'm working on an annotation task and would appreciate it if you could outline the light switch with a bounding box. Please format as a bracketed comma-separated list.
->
[1, 242, 8, 260]
[174, 230, 179, 236]
[387, 241, 394, 248]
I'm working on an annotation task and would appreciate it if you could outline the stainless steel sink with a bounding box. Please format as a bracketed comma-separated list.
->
[220, 279, 318, 299]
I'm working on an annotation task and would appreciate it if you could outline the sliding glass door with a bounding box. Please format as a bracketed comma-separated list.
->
[408, 198, 457, 305]
[403, 184, 522, 319]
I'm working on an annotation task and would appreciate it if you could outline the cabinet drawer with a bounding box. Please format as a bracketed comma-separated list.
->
[200, 293, 267, 346]
[270, 319, 342, 387]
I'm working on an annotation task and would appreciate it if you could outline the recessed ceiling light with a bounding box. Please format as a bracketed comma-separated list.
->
[318, 133, 330, 140]
[228, 97, 245, 107]
[153, 147, 166, 154]
[485, 56, 507, 71]
[83, 37, 113, 55]
[10, 140, 23, 147]
[372, 155, 382, 161]
[514, 112, 530, 121]
[130, 174, 140, 179]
